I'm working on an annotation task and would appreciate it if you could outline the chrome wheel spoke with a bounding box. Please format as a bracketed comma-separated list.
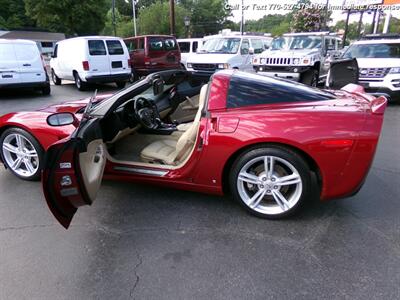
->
[11, 157, 23, 169]
[272, 190, 290, 211]
[238, 171, 261, 185]
[276, 173, 301, 186]
[264, 156, 274, 178]
[24, 159, 35, 174]
[248, 188, 267, 209]
[25, 149, 38, 158]
[2, 142, 19, 154]
[16, 134, 24, 151]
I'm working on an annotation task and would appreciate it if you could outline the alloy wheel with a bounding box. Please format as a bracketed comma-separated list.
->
[237, 155, 303, 215]
[2, 133, 39, 178]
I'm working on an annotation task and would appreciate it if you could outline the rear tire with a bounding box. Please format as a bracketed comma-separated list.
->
[229, 146, 312, 219]
[129, 71, 139, 83]
[301, 69, 319, 87]
[51, 69, 61, 85]
[41, 84, 51, 95]
[116, 81, 126, 89]
[0, 127, 44, 181]
[74, 72, 87, 91]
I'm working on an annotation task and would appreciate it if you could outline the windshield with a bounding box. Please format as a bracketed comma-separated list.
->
[342, 43, 400, 59]
[200, 38, 241, 54]
[271, 36, 322, 50]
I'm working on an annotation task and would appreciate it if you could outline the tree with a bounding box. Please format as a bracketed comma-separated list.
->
[0, 0, 34, 29]
[331, 20, 361, 43]
[291, 0, 331, 33]
[102, 8, 134, 37]
[137, 1, 189, 37]
[181, 0, 231, 37]
[245, 14, 290, 36]
[24, 0, 108, 35]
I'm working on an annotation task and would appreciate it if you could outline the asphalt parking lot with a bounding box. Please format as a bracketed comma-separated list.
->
[0, 83, 399, 299]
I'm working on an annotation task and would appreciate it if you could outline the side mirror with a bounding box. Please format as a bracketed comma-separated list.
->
[248, 47, 255, 55]
[47, 112, 78, 127]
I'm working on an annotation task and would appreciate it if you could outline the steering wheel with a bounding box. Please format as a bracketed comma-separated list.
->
[134, 97, 160, 130]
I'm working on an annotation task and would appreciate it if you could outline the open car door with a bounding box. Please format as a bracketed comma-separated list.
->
[327, 58, 359, 90]
[42, 117, 106, 229]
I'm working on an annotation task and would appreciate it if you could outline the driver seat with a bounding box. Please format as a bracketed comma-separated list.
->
[140, 84, 209, 165]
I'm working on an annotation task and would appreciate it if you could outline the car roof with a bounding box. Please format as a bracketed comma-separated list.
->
[0, 38, 37, 45]
[352, 39, 400, 45]
[62, 36, 122, 41]
[124, 35, 176, 39]
[177, 38, 203, 42]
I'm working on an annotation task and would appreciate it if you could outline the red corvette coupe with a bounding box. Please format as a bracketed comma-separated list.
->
[0, 70, 387, 228]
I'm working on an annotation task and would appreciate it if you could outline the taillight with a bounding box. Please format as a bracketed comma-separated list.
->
[82, 61, 90, 71]
[144, 57, 151, 65]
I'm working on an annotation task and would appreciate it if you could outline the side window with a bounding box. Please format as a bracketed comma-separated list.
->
[250, 39, 264, 54]
[178, 42, 190, 53]
[325, 38, 335, 51]
[106, 40, 124, 55]
[138, 38, 145, 50]
[192, 41, 198, 53]
[88, 40, 106, 56]
[240, 39, 249, 55]
[164, 38, 178, 50]
[125, 40, 134, 51]
[53, 44, 58, 58]
[336, 38, 343, 50]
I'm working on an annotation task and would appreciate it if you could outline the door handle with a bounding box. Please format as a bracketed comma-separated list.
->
[23, 64, 31, 67]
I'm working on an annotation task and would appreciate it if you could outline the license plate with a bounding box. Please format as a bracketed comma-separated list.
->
[112, 61, 122, 68]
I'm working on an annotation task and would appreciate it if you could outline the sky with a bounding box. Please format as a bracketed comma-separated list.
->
[228, 0, 400, 27]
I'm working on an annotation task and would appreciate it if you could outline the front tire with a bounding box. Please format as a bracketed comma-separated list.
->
[41, 84, 51, 95]
[51, 69, 61, 85]
[230, 146, 312, 219]
[0, 127, 44, 181]
[74, 72, 87, 91]
[116, 81, 126, 89]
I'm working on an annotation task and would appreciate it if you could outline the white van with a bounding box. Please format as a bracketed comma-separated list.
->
[177, 38, 203, 68]
[0, 39, 50, 95]
[186, 30, 272, 76]
[50, 36, 131, 91]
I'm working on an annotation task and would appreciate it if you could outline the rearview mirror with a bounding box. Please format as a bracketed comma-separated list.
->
[47, 113, 78, 127]
[153, 78, 164, 95]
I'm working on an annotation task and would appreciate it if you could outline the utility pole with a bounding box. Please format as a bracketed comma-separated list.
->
[240, 0, 244, 34]
[325, 0, 330, 30]
[169, 0, 175, 36]
[132, 0, 137, 36]
[343, 9, 350, 46]
[112, 0, 117, 36]
[357, 10, 364, 38]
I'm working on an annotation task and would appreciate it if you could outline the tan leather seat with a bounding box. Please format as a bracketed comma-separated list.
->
[140, 84, 208, 165]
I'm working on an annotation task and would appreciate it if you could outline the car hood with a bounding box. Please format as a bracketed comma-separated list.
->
[259, 49, 320, 58]
[187, 53, 237, 64]
[356, 58, 400, 68]
[38, 93, 113, 114]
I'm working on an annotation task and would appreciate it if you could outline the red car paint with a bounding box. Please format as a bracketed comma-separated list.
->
[0, 71, 387, 226]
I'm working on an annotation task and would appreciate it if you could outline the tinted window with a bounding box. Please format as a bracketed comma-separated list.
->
[343, 43, 400, 59]
[138, 38, 144, 50]
[179, 42, 190, 53]
[165, 38, 177, 50]
[251, 39, 264, 54]
[227, 73, 335, 108]
[106, 40, 124, 55]
[53, 44, 58, 58]
[88, 40, 106, 56]
[41, 41, 53, 48]
[125, 40, 135, 51]
[149, 37, 177, 51]
[241, 39, 250, 55]
[192, 41, 199, 52]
